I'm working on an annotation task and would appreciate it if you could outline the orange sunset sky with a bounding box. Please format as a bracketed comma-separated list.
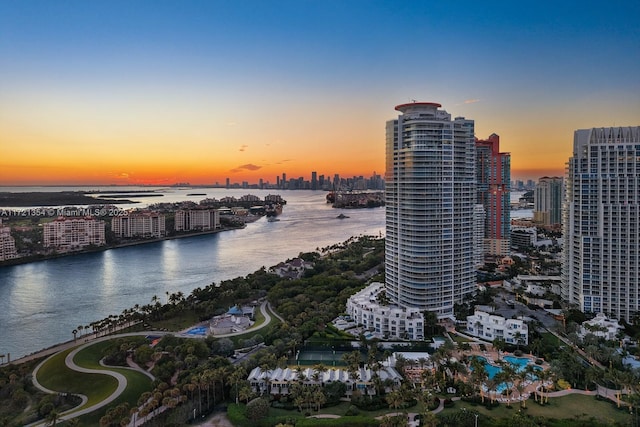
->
[1, 1, 638, 186]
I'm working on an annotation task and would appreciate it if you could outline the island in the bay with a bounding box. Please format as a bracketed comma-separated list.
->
[327, 190, 384, 208]
[0, 192, 285, 266]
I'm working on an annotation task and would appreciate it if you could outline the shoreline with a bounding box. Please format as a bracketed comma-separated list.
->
[0, 219, 260, 268]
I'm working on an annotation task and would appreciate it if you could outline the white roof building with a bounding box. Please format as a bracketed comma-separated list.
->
[579, 313, 622, 341]
[247, 365, 402, 397]
[346, 282, 424, 341]
[466, 310, 528, 345]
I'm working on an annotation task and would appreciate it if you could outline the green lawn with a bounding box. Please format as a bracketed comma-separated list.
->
[264, 393, 630, 426]
[72, 340, 154, 426]
[36, 347, 118, 411]
[438, 394, 631, 425]
[268, 400, 423, 421]
[145, 310, 201, 331]
[35, 339, 154, 426]
[541, 331, 563, 346]
[450, 334, 475, 343]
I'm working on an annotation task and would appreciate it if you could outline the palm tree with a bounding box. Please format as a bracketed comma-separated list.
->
[293, 394, 305, 413]
[421, 412, 438, 427]
[469, 357, 488, 403]
[584, 365, 603, 391]
[485, 374, 499, 405]
[200, 371, 212, 410]
[238, 384, 253, 404]
[191, 375, 202, 416]
[314, 363, 328, 381]
[418, 357, 428, 371]
[342, 350, 361, 389]
[210, 367, 225, 403]
[514, 369, 528, 408]
[45, 410, 59, 426]
[313, 388, 326, 411]
[229, 366, 247, 404]
[419, 389, 437, 414]
[530, 337, 543, 358]
[514, 331, 524, 351]
[536, 368, 551, 404]
[496, 360, 517, 407]
[385, 389, 404, 412]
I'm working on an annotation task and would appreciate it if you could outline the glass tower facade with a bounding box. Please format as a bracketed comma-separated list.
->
[385, 102, 476, 318]
[562, 126, 640, 321]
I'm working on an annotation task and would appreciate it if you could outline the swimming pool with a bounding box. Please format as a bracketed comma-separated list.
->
[473, 355, 538, 378]
[472, 355, 542, 393]
[503, 355, 530, 370]
[186, 326, 208, 336]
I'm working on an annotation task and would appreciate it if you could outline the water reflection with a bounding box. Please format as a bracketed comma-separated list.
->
[0, 190, 385, 359]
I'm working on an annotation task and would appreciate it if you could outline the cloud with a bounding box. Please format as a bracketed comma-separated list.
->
[464, 99, 480, 104]
[239, 144, 248, 152]
[109, 172, 130, 180]
[274, 159, 292, 165]
[230, 163, 262, 173]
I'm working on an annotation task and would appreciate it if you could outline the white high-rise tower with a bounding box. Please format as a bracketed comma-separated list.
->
[385, 102, 477, 318]
[562, 126, 640, 321]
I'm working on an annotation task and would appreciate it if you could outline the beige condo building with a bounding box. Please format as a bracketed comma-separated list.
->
[43, 217, 106, 250]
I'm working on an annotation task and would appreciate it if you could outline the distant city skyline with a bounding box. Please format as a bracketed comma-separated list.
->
[1, 1, 638, 185]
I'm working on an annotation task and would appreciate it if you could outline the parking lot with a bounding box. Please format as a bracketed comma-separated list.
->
[492, 288, 559, 329]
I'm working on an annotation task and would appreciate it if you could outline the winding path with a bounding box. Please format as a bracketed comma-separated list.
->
[28, 301, 278, 426]
[28, 332, 168, 426]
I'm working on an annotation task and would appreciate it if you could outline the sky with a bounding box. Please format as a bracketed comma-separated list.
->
[1, 1, 639, 186]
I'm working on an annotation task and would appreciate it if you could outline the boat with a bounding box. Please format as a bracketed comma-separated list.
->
[336, 213, 349, 219]
[267, 217, 280, 222]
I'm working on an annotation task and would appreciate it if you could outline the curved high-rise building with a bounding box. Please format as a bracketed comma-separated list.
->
[385, 102, 477, 318]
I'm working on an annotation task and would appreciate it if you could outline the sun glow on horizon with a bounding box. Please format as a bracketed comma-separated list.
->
[0, 1, 637, 187]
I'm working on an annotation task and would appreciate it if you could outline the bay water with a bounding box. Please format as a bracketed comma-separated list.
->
[0, 189, 384, 360]
[0, 187, 530, 360]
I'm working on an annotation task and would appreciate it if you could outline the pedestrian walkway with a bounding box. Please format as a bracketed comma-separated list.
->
[28, 332, 166, 426]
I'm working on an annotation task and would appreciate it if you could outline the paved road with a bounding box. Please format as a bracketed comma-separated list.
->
[28, 301, 279, 426]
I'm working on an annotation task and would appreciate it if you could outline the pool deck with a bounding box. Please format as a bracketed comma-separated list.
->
[451, 337, 552, 405]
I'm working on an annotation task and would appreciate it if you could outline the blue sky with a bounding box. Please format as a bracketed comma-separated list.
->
[1, 0, 639, 184]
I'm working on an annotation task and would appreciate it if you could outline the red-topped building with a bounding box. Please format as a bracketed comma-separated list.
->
[476, 133, 511, 257]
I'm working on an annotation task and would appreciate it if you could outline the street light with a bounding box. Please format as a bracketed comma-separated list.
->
[463, 408, 479, 427]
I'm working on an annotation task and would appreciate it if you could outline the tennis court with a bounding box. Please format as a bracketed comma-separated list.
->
[295, 350, 354, 366]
